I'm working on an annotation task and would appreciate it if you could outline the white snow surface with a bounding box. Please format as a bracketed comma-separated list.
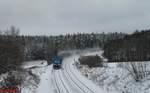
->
[78, 58, 150, 92]
[21, 60, 54, 93]
[21, 60, 47, 69]
[21, 49, 107, 93]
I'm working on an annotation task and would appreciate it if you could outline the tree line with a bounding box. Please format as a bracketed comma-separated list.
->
[104, 29, 150, 62]
[0, 26, 126, 74]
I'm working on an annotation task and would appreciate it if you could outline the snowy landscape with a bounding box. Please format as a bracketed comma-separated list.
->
[0, 29, 150, 93]
[0, 31, 150, 93]
[79, 61, 150, 93]
[16, 49, 150, 93]
[20, 49, 106, 93]
[0, 0, 150, 93]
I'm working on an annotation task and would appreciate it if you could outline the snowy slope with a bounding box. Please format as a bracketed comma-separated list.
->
[78, 58, 150, 93]
[21, 61, 54, 93]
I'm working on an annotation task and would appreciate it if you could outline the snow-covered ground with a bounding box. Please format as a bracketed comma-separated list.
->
[21, 49, 107, 93]
[20, 49, 150, 93]
[21, 60, 47, 69]
[21, 60, 54, 93]
[78, 51, 150, 93]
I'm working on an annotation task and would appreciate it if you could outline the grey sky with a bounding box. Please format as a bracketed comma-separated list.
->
[0, 0, 149, 35]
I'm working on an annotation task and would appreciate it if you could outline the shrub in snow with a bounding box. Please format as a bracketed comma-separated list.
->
[121, 62, 149, 82]
[78, 55, 103, 68]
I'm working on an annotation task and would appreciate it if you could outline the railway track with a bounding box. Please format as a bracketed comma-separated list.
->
[52, 50, 105, 93]
[53, 70, 70, 93]
[63, 62, 95, 93]
[58, 71, 70, 93]
[68, 63, 95, 93]
[63, 64, 86, 93]
[53, 72, 61, 93]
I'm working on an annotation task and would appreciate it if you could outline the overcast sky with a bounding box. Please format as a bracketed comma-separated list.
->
[0, 0, 149, 35]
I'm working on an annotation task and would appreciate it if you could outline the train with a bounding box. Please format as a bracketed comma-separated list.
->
[52, 56, 63, 69]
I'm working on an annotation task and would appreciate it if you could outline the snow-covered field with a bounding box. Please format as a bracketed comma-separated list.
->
[78, 53, 150, 93]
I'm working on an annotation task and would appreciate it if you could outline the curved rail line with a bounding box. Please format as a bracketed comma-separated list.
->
[62, 66, 84, 93]
[53, 72, 61, 93]
[67, 63, 95, 93]
[64, 63, 90, 93]
[57, 70, 70, 93]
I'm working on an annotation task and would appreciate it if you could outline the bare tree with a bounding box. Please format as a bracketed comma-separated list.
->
[122, 62, 148, 82]
[4, 26, 19, 36]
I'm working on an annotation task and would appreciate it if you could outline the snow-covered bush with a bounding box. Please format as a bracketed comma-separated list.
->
[121, 62, 150, 82]
[78, 55, 103, 67]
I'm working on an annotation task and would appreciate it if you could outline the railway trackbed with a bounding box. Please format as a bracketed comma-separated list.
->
[52, 52, 105, 93]
[53, 63, 95, 93]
